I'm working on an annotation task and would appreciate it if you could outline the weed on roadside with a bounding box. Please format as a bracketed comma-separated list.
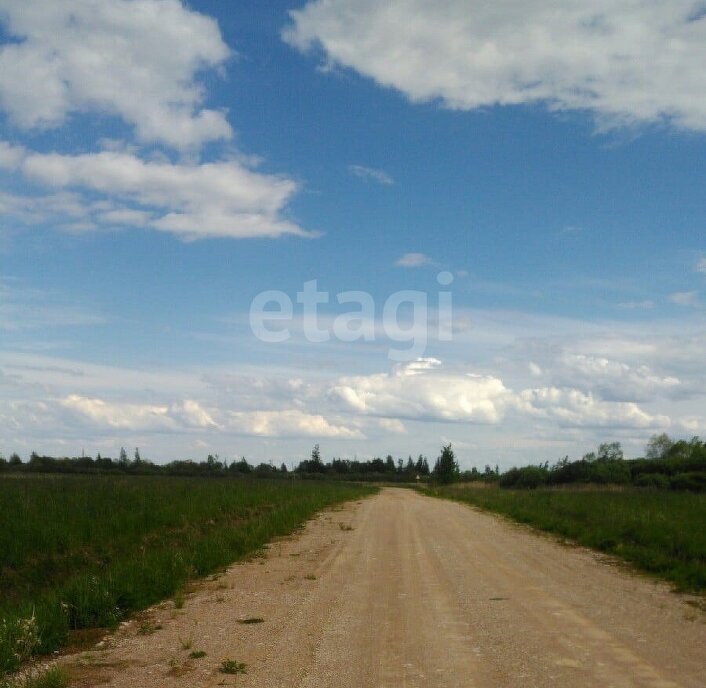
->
[219, 659, 247, 675]
[0, 666, 69, 688]
[137, 621, 162, 636]
[173, 590, 185, 609]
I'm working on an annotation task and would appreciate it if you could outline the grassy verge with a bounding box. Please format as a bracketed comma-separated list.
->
[427, 485, 706, 593]
[0, 476, 374, 675]
[0, 666, 69, 688]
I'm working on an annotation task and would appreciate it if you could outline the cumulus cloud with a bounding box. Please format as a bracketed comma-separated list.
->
[48, 392, 361, 439]
[327, 357, 676, 432]
[285, 0, 706, 131]
[0, 2, 313, 242]
[227, 409, 362, 439]
[518, 387, 669, 429]
[348, 164, 394, 185]
[395, 252, 432, 268]
[0, 0, 232, 150]
[329, 358, 510, 423]
[4, 147, 311, 240]
[60, 395, 217, 431]
[550, 353, 682, 403]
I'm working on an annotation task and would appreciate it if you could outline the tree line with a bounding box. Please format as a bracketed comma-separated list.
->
[2, 435, 703, 490]
[494, 435, 706, 491]
[0, 442, 461, 483]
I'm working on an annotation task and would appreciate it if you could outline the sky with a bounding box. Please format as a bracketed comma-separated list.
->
[1, 0, 705, 469]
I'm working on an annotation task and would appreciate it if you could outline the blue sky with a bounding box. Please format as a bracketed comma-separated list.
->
[1, 0, 705, 467]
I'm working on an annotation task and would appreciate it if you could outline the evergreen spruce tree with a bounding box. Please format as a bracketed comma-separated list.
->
[433, 444, 459, 484]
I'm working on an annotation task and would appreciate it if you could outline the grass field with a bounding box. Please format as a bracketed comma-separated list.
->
[428, 485, 706, 593]
[0, 475, 375, 676]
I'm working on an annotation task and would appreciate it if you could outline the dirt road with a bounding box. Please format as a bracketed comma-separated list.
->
[62, 488, 705, 687]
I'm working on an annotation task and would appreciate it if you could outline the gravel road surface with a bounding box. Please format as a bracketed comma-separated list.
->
[61, 488, 705, 687]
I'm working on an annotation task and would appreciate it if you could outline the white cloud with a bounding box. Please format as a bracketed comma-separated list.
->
[329, 358, 510, 423]
[528, 362, 543, 377]
[348, 164, 394, 185]
[60, 394, 217, 431]
[285, 0, 706, 132]
[696, 256, 706, 273]
[0, 3, 314, 243]
[377, 417, 406, 434]
[227, 409, 362, 439]
[326, 356, 672, 431]
[0, 0, 231, 150]
[0, 141, 24, 169]
[669, 290, 699, 307]
[4, 147, 312, 240]
[518, 387, 669, 429]
[550, 352, 681, 402]
[395, 252, 431, 268]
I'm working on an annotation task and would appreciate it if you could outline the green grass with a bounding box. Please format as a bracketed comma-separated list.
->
[429, 485, 706, 593]
[219, 659, 247, 675]
[0, 475, 374, 676]
[0, 666, 69, 688]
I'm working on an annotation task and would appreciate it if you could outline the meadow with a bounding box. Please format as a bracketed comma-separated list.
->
[429, 485, 706, 593]
[0, 475, 374, 676]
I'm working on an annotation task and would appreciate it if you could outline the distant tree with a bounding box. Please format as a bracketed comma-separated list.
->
[433, 444, 459, 484]
[230, 457, 252, 474]
[206, 454, 223, 471]
[133, 447, 142, 465]
[118, 447, 129, 468]
[406, 456, 415, 472]
[415, 454, 430, 476]
[311, 444, 322, 464]
[597, 442, 623, 462]
[9, 453, 21, 466]
[385, 455, 396, 473]
[280, 462, 288, 473]
[645, 433, 674, 460]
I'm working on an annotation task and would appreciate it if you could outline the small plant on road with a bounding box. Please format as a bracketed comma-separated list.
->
[219, 659, 247, 675]
[137, 620, 162, 635]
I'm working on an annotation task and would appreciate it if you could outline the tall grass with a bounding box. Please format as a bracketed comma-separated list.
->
[0, 476, 374, 675]
[430, 486, 706, 593]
